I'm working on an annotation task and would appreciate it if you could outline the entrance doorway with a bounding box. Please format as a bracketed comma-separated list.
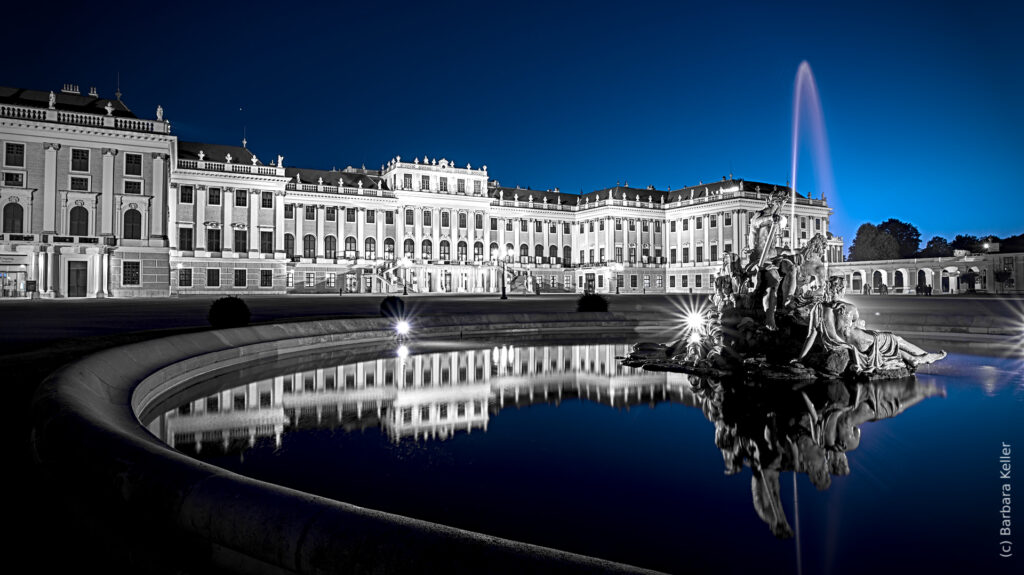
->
[585, 273, 595, 294]
[0, 270, 26, 298]
[68, 261, 88, 297]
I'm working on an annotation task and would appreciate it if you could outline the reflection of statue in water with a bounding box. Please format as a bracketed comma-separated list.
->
[688, 376, 944, 538]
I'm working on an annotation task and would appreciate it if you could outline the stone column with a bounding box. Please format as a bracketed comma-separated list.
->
[48, 251, 59, 297]
[702, 215, 710, 263]
[151, 153, 167, 239]
[100, 148, 116, 235]
[222, 189, 233, 252]
[167, 185, 178, 249]
[375, 209, 385, 261]
[274, 193, 286, 253]
[293, 203, 303, 256]
[688, 217, 695, 265]
[248, 190, 259, 254]
[316, 205, 326, 258]
[396, 206, 405, 260]
[42, 143, 60, 233]
[195, 185, 207, 250]
[414, 208, 423, 259]
[92, 252, 104, 297]
[731, 210, 739, 255]
[102, 252, 110, 297]
[717, 212, 724, 262]
[513, 218, 521, 260]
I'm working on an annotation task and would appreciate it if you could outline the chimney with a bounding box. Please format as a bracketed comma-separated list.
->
[88, 86, 98, 97]
[61, 83, 80, 95]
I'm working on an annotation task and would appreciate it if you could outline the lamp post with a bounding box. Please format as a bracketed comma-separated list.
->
[610, 262, 623, 294]
[492, 248, 508, 300]
[398, 257, 411, 295]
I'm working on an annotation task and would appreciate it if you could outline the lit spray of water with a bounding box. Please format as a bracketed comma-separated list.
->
[790, 61, 837, 253]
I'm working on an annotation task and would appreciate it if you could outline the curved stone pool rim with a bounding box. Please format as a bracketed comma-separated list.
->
[31, 312, 663, 575]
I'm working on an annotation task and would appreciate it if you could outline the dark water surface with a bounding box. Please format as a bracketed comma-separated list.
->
[146, 343, 1022, 574]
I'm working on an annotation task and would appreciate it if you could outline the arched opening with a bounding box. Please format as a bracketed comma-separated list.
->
[303, 234, 316, 258]
[489, 242, 499, 258]
[549, 245, 558, 260]
[473, 241, 483, 261]
[422, 239, 432, 260]
[520, 243, 529, 263]
[535, 244, 544, 259]
[325, 236, 337, 259]
[851, 271, 864, 292]
[439, 240, 450, 261]
[3, 203, 24, 233]
[345, 236, 357, 259]
[122, 209, 142, 240]
[69, 206, 89, 236]
[457, 241, 467, 262]
[403, 238, 414, 259]
[384, 238, 395, 260]
[563, 245, 572, 265]
[284, 234, 295, 258]
[365, 237, 376, 260]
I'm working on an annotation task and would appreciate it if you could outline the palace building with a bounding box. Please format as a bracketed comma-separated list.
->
[1, 82, 846, 299]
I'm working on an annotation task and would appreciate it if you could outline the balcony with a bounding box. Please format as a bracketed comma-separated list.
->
[179, 159, 286, 177]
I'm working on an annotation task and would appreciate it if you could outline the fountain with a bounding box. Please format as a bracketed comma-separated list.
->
[625, 63, 946, 381]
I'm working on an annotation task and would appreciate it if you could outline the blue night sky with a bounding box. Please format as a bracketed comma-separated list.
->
[7, 0, 1022, 251]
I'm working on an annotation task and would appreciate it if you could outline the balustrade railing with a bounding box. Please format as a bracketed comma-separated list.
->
[0, 102, 170, 133]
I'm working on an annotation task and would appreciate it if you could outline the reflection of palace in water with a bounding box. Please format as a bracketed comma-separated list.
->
[147, 344, 695, 452]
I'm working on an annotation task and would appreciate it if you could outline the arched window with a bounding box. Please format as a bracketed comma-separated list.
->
[3, 203, 24, 233]
[489, 242, 499, 259]
[535, 244, 544, 258]
[384, 238, 395, 260]
[365, 237, 376, 259]
[303, 234, 316, 258]
[69, 206, 89, 236]
[457, 241, 468, 261]
[404, 238, 415, 259]
[505, 243, 514, 258]
[284, 234, 295, 258]
[345, 236, 357, 258]
[422, 239, 433, 260]
[520, 244, 529, 262]
[439, 240, 450, 260]
[122, 209, 142, 240]
[549, 245, 558, 259]
[563, 245, 572, 264]
[325, 236, 337, 259]
[474, 242, 484, 261]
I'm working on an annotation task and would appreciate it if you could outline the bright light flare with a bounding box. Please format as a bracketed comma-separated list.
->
[397, 345, 409, 359]
[688, 331, 702, 344]
[685, 311, 705, 333]
[395, 320, 410, 335]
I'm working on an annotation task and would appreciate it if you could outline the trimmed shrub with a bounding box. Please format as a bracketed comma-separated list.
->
[208, 296, 251, 329]
[379, 296, 406, 319]
[576, 293, 609, 312]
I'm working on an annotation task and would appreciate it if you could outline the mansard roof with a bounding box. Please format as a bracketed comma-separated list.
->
[284, 166, 388, 190]
[667, 178, 802, 201]
[0, 86, 136, 118]
[178, 141, 262, 165]
[583, 185, 670, 204]
[488, 186, 575, 205]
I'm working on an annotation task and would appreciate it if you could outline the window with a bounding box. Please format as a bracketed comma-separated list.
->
[457, 179, 465, 194]
[404, 239, 414, 259]
[630, 275, 637, 288]
[423, 210, 432, 226]
[670, 248, 677, 263]
[178, 227, 194, 250]
[2, 203, 22, 232]
[122, 209, 142, 240]
[4, 143, 25, 167]
[696, 217, 703, 230]
[71, 149, 89, 172]
[669, 275, 676, 288]
[458, 241, 468, 261]
[439, 177, 448, 192]
[800, 216, 807, 229]
[629, 247, 636, 263]
[384, 238, 395, 260]
[439, 240, 450, 260]
[505, 220, 512, 231]
[628, 220, 635, 232]
[179, 185, 193, 204]
[286, 272, 293, 287]
[617, 274, 624, 288]
[644, 275, 651, 288]
[123, 181, 142, 194]
[655, 221, 661, 232]
[70, 176, 89, 191]
[421, 175, 429, 190]
[670, 220, 676, 232]
[365, 238, 376, 259]
[67, 205, 87, 235]
[234, 269, 247, 287]
[327, 273, 336, 287]
[232, 229, 247, 251]
[235, 189, 247, 207]
[3, 173, 24, 187]
[460, 213, 468, 229]
[724, 243, 732, 254]
[681, 275, 688, 288]
[696, 246, 703, 262]
[615, 246, 623, 263]
[815, 218, 821, 230]
[302, 205, 314, 220]
[615, 219, 622, 230]
[422, 239, 432, 259]
[179, 268, 192, 287]
[695, 274, 703, 288]
[656, 275, 663, 288]
[683, 247, 690, 263]
[303, 235, 316, 258]
[536, 220, 543, 233]
[405, 209, 414, 225]
[346, 236, 358, 258]
[284, 204, 293, 218]
[599, 219, 605, 231]
[441, 211, 450, 227]
[251, 269, 268, 288]
[711, 245, 718, 262]
[208, 188, 221, 205]
[521, 220, 527, 232]
[642, 221, 648, 232]
[725, 214, 732, 226]
[710, 215, 717, 228]
[325, 207, 336, 221]
[579, 223, 584, 234]
[386, 210, 394, 225]
[207, 229, 221, 251]
[366, 210, 375, 224]
[122, 261, 140, 285]
[207, 268, 220, 287]
[305, 272, 315, 287]
[599, 248, 605, 262]
[474, 242, 484, 261]
[261, 192, 273, 208]
[403, 174, 412, 189]
[682, 219, 689, 231]
[346, 208, 356, 222]
[124, 153, 142, 176]
[550, 223, 557, 234]
[475, 213, 483, 229]
[260, 231, 273, 254]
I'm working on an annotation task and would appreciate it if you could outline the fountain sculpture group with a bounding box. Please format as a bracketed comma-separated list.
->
[625, 190, 947, 382]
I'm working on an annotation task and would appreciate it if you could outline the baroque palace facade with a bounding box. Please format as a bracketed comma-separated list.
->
[0, 83, 849, 299]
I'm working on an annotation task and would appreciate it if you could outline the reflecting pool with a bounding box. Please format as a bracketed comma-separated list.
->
[146, 343, 1022, 574]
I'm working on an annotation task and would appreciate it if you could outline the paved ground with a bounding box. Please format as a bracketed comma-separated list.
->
[4, 292, 1022, 573]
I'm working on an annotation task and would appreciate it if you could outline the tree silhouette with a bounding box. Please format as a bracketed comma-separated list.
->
[849, 223, 900, 261]
[919, 236, 953, 258]
[877, 219, 921, 259]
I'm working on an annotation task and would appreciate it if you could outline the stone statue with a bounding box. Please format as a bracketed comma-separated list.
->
[104, 102, 114, 116]
[156, 105, 164, 121]
[225, 153, 233, 163]
[198, 150, 205, 161]
[251, 155, 259, 166]
[744, 188, 789, 270]
[278, 154, 284, 167]
[48, 91, 56, 109]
